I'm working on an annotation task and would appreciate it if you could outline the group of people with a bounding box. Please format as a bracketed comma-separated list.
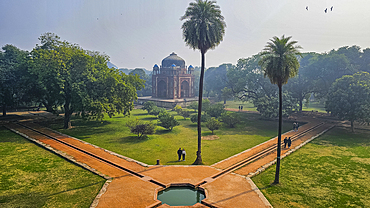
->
[284, 137, 292, 148]
[238, 105, 244, 111]
[177, 148, 186, 161]
[293, 122, 299, 132]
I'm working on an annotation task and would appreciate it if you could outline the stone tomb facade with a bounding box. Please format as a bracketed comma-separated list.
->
[152, 52, 195, 99]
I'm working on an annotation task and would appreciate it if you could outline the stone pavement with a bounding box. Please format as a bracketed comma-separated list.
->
[2, 111, 335, 207]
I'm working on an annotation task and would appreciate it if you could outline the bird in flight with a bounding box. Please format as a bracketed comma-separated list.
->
[331, 6, 333, 11]
[306, 6, 309, 11]
[324, 8, 327, 13]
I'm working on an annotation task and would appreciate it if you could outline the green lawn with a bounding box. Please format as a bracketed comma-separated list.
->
[302, 101, 326, 113]
[0, 127, 105, 208]
[218, 100, 257, 111]
[252, 127, 370, 208]
[51, 109, 292, 165]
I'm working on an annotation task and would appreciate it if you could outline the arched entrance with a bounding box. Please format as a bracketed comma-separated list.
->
[158, 80, 167, 98]
[181, 81, 189, 98]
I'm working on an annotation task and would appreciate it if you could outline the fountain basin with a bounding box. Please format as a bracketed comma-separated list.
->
[157, 186, 205, 206]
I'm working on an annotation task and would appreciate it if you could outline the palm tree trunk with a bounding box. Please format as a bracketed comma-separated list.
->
[193, 51, 205, 165]
[2, 104, 6, 117]
[274, 84, 283, 184]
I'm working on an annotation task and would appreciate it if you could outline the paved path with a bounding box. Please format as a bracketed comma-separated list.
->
[3, 111, 335, 208]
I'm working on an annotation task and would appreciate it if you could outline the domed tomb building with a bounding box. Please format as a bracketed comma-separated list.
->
[152, 52, 195, 99]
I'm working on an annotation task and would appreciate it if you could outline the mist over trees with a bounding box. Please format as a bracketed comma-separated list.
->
[203, 45, 370, 119]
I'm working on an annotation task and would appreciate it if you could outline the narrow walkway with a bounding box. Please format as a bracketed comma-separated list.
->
[3, 111, 335, 208]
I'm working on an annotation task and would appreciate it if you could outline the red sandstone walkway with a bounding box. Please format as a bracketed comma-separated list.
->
[3, 111, 335, 208]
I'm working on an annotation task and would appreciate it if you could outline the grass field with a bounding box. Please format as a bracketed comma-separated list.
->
[0, 127, 105, 208]
[302, 102, 326, 113]
[50, 109, 292, 165]
[218, 100, 257, 111]
[252, 127, 370, 208]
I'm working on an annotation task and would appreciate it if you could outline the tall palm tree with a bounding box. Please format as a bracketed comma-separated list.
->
[258, 35, 302, 184]
[181, 0, 226, 165]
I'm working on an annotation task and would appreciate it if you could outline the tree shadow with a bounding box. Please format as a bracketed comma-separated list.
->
[116, 136, 148, 144]
[141, 117, 158, 121]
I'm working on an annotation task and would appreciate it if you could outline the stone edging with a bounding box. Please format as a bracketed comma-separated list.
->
[5, 126, 112, 180]
[247, 125, 335, 178]
[211, 129, 295, 167]
[90, 179, 112, 208]
[245, 176, 273, 208]
[42, 125, 150, 167]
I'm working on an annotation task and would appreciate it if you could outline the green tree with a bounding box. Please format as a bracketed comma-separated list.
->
[206, 117, 221, 134]
[205, 103, 225, 118]
[220, 111, 239, 128]
[149, 106, 166, 117]
[30, 33, 144, 129]
[126, 118, 155, 138]
[142, 101, 156, 113]
[326, 72, 370, 132]
[181, 0, 226, 165]
[258, 35, 302, 184]
[190, 113, 211, 123]
[180, 110, 191, 120]
[173, 104, 183, 114]
[158, 112, 179, 131]
[221, 87, 232, 104]
[0, 45, 29, 116]
[188, 102, 198, 112]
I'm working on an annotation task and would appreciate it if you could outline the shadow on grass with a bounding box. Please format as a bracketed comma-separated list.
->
[48, 119, 114, 139]
[133, 112, 148, 116]
[116, 136, 148, 144]
[141, 117, 158, 121]
[166, 160, 184, 164]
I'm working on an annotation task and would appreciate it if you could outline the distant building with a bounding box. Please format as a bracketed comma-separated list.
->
[152, 52, 195, 99]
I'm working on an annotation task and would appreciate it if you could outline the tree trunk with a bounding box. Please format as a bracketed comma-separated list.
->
[193, 51, 205, 165]
[2, 104, 6, 117]
[274, 84, 283, 184]
[299, 95, 303, 112]
[63, 92, 72, 129]
[351, 120, 354, 133]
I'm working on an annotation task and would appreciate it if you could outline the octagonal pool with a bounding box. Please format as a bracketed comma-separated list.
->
[157, 186, 205, 206]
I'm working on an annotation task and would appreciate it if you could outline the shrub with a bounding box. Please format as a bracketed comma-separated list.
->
[190, 113, 211, 123]
[206, 117, 221, 134]
[149, 106, 166, 117]
[188, 102, 198, 112]
[205, 103, 225, 118]
[173, 105, 183, 114]
[220, 111, 239, 128]
[126, 118, 155, 138]
[158, 112, 179, 131]
[180, 110, 191, 120]
[142, 101, 156, 113]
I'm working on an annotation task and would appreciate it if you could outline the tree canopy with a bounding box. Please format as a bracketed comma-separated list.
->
[326, 72, 370, 132]
[29, 33, 144, 128]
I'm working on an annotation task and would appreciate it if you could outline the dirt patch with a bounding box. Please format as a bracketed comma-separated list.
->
[202, 135, 219, 140]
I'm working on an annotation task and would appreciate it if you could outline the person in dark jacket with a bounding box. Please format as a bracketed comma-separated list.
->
[177, 148, 182, 161]
[284, 137, 288, 148]
[288, 137, 292, 148]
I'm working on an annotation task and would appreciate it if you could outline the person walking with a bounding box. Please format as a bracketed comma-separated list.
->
[177, 148, 182, 161]
[241, 106, 243, 111]
[238, 106, 241, 111]
[283, 137, 288, 148]
[288, 137, 292, 148]
[293, 122, 296, 132]
[182, 148, 186, 161]
[296, 122, 299, 131]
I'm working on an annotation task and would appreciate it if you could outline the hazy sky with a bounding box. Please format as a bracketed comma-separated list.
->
[1, 0, 369, 70]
